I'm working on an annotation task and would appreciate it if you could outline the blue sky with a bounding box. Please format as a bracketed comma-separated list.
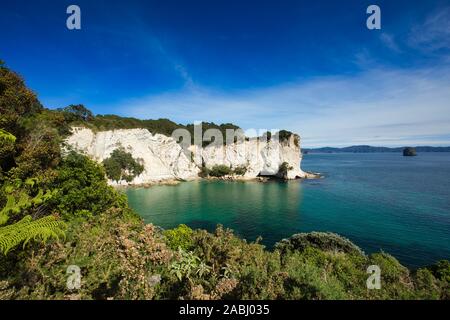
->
[1, 0, 449, 147]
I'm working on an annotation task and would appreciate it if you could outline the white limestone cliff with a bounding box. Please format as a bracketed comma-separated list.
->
[65, 127, 310, 185]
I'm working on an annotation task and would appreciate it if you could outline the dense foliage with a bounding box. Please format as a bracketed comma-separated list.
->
[65, 112, 241, 145]
[51, 151, 126, 218]
[278, 162, 293, 179]
[200, 165, 249, 178]
[209, 165, 233, 178]
[103, 148, 144, 182]
[0, 61, 449, 300]
[277, 130, 300, 147]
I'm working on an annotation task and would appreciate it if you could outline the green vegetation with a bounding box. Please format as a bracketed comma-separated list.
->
[51, 151, 126, 218]
[278, 162, 293, 179]
[233, 165, 248, 176]
[209, 165, 233, 177]
[277, 130, 300, 147]
[164, 224, 194, 251]
[0, 60, 449, 300]
[103, 147, 144, 182]
[198, 166, 211, 178]
[199, 165, 248, 178]
[58, 104, 94, 122]
[0, 215, 65, 255]
[61, 111, 241, 145]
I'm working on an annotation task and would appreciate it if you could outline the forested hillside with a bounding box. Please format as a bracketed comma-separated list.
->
[60, 105, 241, 143]
[1, 60, 449, 300]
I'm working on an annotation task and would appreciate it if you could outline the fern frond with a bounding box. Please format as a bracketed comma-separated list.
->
[0, 188, 57, 226]
[0, 195, 15, 226]
[0, 215, 66, 255]
[0, 129, 16, 143]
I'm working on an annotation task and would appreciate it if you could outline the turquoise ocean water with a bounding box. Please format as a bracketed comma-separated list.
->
[126, 153, 450, 268]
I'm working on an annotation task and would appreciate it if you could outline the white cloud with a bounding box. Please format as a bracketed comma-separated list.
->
[100, 65, 450, 148]
[408, 6, 450, 52]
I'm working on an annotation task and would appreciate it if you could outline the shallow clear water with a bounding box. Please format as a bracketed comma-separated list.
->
[126, 153, 450, 268]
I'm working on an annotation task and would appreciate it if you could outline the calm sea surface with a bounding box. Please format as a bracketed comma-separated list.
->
[126, 153, 450, 268]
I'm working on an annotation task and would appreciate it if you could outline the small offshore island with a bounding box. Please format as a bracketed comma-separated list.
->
[403, 147, 418, 157]
[1, 61, 450, 300]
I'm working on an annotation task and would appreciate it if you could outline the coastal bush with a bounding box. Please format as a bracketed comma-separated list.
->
[198, 166, 210, 178]
[428, 260, 450, 283]
[413, 268, 442, 299]
[233, 165, 247, 176]
[103, 147, 144, 183]
[169, 248, 203, 281]
[51, 151, 126, 218]
[427, 260, 450, 299]
[0, 61, 43, 135]
[53, 109, 242, 145]
[0, 208, 172, 300]
[277, 130, 300, 147]
[58, 104, 94, 122]
[275, 232, 365, 256]
[209, 165, 232, 177]
[282, 250, 349, 299]
[12, 125, 61, 179]
[0, 127, 66, 255]
[278, 162, 293, 179]
[0, 129, 16, 161]
[164, 224, 194, 251]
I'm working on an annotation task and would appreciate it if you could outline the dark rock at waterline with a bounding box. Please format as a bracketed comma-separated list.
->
[274, 232, 364, 256]
[403, 147, 417, 157]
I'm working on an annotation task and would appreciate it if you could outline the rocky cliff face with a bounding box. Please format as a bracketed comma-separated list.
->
[65, 127, 308, 185]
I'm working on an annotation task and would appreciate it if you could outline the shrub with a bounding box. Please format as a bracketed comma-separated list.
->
[164, 224, 194, 251]
[0, 129, 16, 160]
[275, 232, 364, 256]
[0, 129, 16, 175]
[103, 147, 144, 182]
[428, 260, 450, 283]
[51, 151, 126, 218]
[413, 268, 441, 299]
[0, 62, 43, 135]
[198, 166, 210, 178]
[58, 104, 94, 122]
[0, 209, 172, 300]
[278, 162, 293, 179]
[13, 125, 61, 178]
[209, 165, 232, 177]
[366, 252, 415, 299]
[282, 250, 348, 299]
[427, 260, 450, 299]
[233, 165, 247, 176]
[277, 130, 300, 147]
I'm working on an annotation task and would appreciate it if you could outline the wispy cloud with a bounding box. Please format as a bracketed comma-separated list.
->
[91, 4, 450, 148]
[408, 6, 450, 53]
[100, 64, 450, 148]
[380, 33, 402, 53]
